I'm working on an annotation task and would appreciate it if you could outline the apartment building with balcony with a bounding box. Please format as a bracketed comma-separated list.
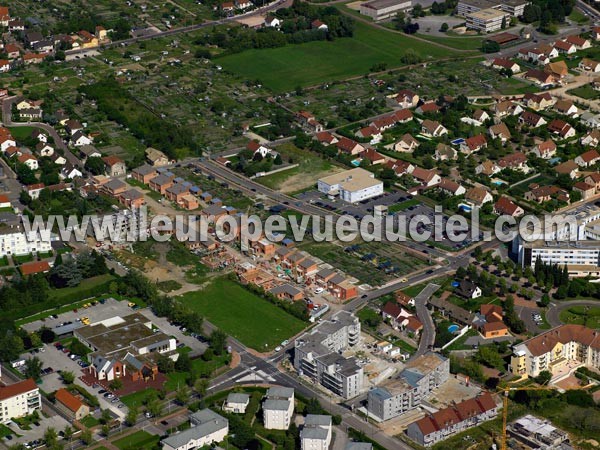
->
[0, 379, 41, 424]
[509, 324, 600, 378]
[294, 311, 363, 399]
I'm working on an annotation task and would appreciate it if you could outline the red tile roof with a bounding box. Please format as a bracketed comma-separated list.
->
[20, 261, 51, 276]
[0, 379, 37, 401]
[55, 388, 85, 412]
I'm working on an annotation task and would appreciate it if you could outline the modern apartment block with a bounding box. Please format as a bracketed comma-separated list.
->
[0, 221, 52, 257]
[300, 415, 332, 450]
[509, 324, 600, 378]
[161, 409, 228, 450]
[465, 8, 508, 32]
[457, 0, 529, 17]
[367, 353, 449, 421]
[263, 387, 295, 430]
[0, 379, 41, 424]
[294, 311, 363, 399]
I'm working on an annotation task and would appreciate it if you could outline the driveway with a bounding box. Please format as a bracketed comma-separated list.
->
[4, 414, 70, 447]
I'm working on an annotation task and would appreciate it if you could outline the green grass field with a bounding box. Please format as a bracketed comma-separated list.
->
[218, 21, 460, 92]
[568, 84, 599, 100]
[416, 34, 484, 51]
[178, 277, 306, 350]
[113, 430, 159, 450]
[389, 198, 421, 213]
[559, 306, 600, 329]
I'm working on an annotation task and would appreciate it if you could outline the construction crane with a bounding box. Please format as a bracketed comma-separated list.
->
[498, 384, 557, 450]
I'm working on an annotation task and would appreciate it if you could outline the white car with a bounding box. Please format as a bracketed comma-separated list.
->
[275, 346, 282, 352]
[314, 287, 324, 294]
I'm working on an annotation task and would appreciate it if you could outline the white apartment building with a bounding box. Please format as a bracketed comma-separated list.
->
[359, 0, 412, 21]
[161, 409, 228, 450]
[294, 311, 364, 399]
[301, 415, 332, 450]
[263, 387, 295, 430]
[0, 379, 41, 424]
[318, 168, 383, 203]
[0, 224, 52, 257]
[509, 324, 600, 378]
[465, 8, 508, 32]
[367, 353, 449, 421]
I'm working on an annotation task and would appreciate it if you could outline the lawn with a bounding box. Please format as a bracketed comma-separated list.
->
[50, 274, 115, 301]
[568, 84, 599, 100]
[113, 430, 159, 450]
[0, 423, 12, 438]
[178, 277, 306, 351]
[164, 354, 231, 391]
[80, 415, 100, 428]
[8, 126, 37, 141]
[119, 388, 159, 408]
[559, 305, 600, 329]
[569, 8, 589, 24]
[416, 33, 484, 51]
[218, 21, 460, 92]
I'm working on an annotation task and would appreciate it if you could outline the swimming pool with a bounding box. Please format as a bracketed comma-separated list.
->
[459, 204, 472, 213]
[448, 324, 459, 333]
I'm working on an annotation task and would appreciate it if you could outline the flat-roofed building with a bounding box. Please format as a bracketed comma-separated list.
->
[457, 0, 528, 17]
[465, 7, 508, 32]
[318, 168, 383, 203]
[263, 387, 295, 430]
[359, 0, 412, 21]
[301, 415, 332, 450]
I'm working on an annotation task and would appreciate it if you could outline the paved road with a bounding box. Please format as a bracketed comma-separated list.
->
[412, 283, 441, 357]
[546, 299, 600, 327]
[1, 96, 83, 168]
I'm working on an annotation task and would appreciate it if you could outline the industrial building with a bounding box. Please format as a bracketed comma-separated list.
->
[359, 0, 412, 21]
[317, 168, 383, 203]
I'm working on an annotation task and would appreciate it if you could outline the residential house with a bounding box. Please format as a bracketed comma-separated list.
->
[585, 173, 600, 191]
[573, 181, 596, 200]
[19, 261, 50, 276]
[493, 196, 524, 217]
[145, 147, 169, 166]
[524, 69, 555, 87]
[406, 393, 498, 447]
[456, 280, 482, 299]
[5, 44, 20, 59]
[132, 165, 158, 184]
[79, 145, 101, 160]
[336, 137, 364, 155]
[355, 125, 382, 144]
[498, 152, 529, 172]
[416, 102, 441, 115]
[0, 135, 16, 152]
[265, 16, 281, 27]
[554, 160, 578, 178]
[296, 110, 323, 133]
[102, 156, 126, 176]
[579, 58, 600, 72]
[476, 160, 500, 176]
[522, 92, 554, 111]
[385, 160, 415, 177]
[60, 163, 82, 180]
[524, 185, 570, 203]
[565, 34, 591, 49]
[18, 154, 38, 171]
[465, 187, 493, 208]
[26, 183, 45, 200]
[554, 99, 578, 116]
[493, 100, 522, 117]
[327, 274, 358, 301]
[582, 130, 600, 147]
[315, 131, 338, 146]
[54, 389, 89, 421]
[361, 147, 386, 165]
[519, 111, 546, 128]
[421, 120, 447, 137]
[393, 109, 414, 123]
[460, 134, 487, 154]
[531, 139, 557, 159]
[394, 89, 419, 108]
[71, 131, 92, 147]
[411, 168, 441, 187]
[575, 149, 600, 167]
[0, 59, 10, 73]
[19, 108, 43, 120]
[118, 189, 145, 208]
[269, 284, 303, 302]
[434, 143, 457, 161]
[438, 178, 465, 196]
[223, 393, 250, 414]
[544, 60, 568, 79]
[394, 134, 419, 152]
[553, 40, 577, 54]
[488, 123, 511, 142]
[64, 120, 83, 135]
[473, 109, 490, 124]
[149, 173, 175, 194]
[548, 119, 576, 139]
[381, 301, 411, 329]
[492, 58, 520, 73]
[580, 112, 600, 129]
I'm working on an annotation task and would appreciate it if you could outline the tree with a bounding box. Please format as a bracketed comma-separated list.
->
[100, 408, 111, 425]
[63, 425, 73, 442]
[209, 329, 228, 355]
[440, 22, 449, 32]
[535, 370, 552, 385]
[101, 424, 110, 437]
[481, 40, 500, 53]
[80, 429, 93, 445]
[194, 378, 209, 397]
[109, 378, 123, 391]
[175, 352, 191, 372]
[175, 386, 189, 405]
[61, 371, 75, 385]
[39, 327, 56, 344]
[24, 356, 43, 380]
[44, 427, 58, 447]
[522, 3, 541, 22]
[125, 405, 138, 426]
[501, 16, 507, 29]
[157, 354, 175, 373]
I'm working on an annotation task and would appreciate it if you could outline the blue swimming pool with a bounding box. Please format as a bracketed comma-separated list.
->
[448, 324, 459, 333]
[459, 204, 472, 213]
[451, 281, 460, 287]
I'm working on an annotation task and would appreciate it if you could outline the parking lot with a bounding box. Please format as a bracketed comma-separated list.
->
[4, 413, 70, 447]
[295, 189, 473, 251]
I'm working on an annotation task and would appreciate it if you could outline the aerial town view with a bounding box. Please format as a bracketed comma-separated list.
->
[2, 0, 600, 449]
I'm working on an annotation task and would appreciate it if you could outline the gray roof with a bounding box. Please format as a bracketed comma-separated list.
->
[304, 414, 331, 427]
[104, 179, 126, 191]
[150, 174, 173, 186]
[226, 393, 250, 404]
[162, 409, 228, 449]
[302, 427, 329, 440]
[269, 284, 301, 297]
[133, 164, 157, 176]
[53, 322, 84, 336]
[266, 386, 294, 400]
[263, 399, 291, 411]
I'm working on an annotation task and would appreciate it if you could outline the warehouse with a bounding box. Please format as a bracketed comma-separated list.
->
[359, 0, 412, 21]
[317, 168, 383, 203]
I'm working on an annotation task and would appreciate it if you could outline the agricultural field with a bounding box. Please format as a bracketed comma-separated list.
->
[255, 143, 344, 192]
[178, 277, 307, 351]
[217, 21, 462, 92]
